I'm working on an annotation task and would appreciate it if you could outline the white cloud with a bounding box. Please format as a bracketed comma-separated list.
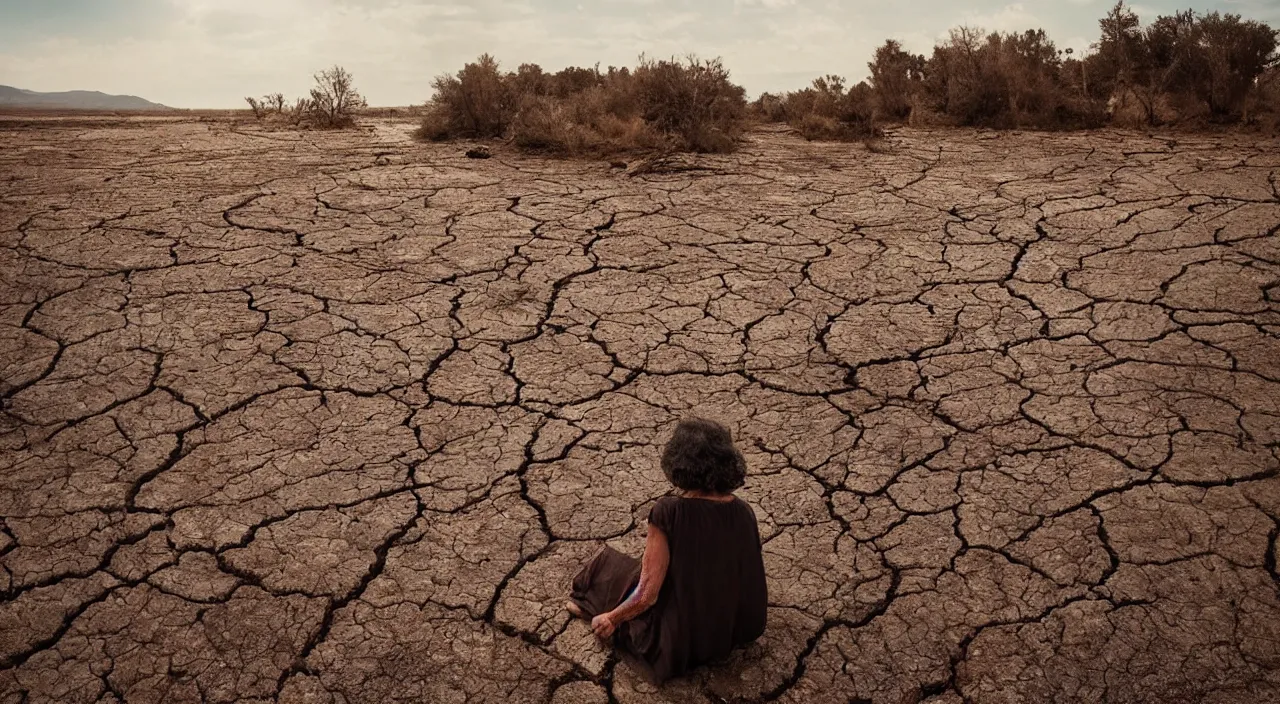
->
[734, 0, 798, 9]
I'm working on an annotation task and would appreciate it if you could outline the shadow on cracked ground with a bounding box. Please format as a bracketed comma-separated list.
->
[1, 116, 1279, 703]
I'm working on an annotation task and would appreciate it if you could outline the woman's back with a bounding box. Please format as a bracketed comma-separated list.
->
[568, 417, 768, 684]
[621, 495, 767, 683]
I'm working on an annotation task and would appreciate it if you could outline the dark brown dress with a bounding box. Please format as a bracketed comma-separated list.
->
[570, 495, 768, 684]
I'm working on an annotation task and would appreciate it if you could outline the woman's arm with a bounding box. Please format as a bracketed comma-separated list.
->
[591, 524, 670, 639]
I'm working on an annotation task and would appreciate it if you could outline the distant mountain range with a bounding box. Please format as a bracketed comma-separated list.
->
[0, 85, 169, 110]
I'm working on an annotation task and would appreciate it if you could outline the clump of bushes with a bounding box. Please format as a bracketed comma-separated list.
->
[752, 1, 1274, 138]
[509, 90, 661, 155]
[1086, 4, 1277, 126]
[244, 95, 311, 127]
[245, 65, 366, 129]
[749, 75, 881, 142]
[909, 28, 1105, 129]
[866, 2, 1276, 130]
[416, 54, 748, 155]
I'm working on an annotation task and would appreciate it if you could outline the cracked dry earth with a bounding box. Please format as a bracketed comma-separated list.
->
[1, 116, 1279, 704]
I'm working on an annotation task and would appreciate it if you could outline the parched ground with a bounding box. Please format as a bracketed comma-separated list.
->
[2, 116, 1279, 704]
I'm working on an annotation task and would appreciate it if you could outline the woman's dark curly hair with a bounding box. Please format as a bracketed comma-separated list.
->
[660, 417, 747, 494]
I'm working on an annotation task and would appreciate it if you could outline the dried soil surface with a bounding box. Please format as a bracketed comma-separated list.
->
[2, 117, 1280, 703]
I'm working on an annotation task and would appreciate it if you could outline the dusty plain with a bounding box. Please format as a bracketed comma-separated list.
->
[2, 114, 1279, 703]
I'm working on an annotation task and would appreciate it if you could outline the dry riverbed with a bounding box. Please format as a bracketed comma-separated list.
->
[2, 116, 1279, 703]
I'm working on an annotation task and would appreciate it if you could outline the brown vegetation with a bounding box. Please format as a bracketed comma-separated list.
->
[1088, 5, 1279, 125]
[1244, 65, 1280, 129]
[869, 40, 925, 121]
[416, 54, 746, 155]
[750, 75, 881, 142]
[244, 65, 366, 129]
[909, 27, 1105, 129]
[308, 66, 367, 128]
[902, 2, 1275, 129]
[754, 1, 1275, 136]
[244, 2, 1274, 149]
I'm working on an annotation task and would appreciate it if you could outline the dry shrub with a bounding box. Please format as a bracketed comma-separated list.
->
[565, 87, 659, 151]
[509, 63, 551, 98]
[869, 40, 925, 121]
[749, 93, 787, 122]
[509, 95, 564, 149]
[245, 97, 266, 119]
[245, 93, 287, 120]
[307, 66, 366, 128]
[242, 69, 363, 129]
[779, 76, 882, 141]
[1244, 67, 1280, 131]
[245, 97, 267, 119]
[551, 65, 606, 97]
[838, 82, 881, 137]
[419, 53, 515, 140]
[1108, 87, 1204, 127]
[288, 98, 310, 126]
[906, 97, 956, 127]
[794, 113, 837, 140]
[415, 109, 451, 141]
[632, 55, 747, 153]
[511, 89, 658, 156]
[509, 95, 605, 153]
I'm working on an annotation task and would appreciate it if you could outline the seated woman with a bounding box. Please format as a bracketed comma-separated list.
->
[567, 417, 768, 684]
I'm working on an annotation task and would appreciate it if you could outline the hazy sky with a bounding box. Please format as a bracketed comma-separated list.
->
[2, 0, 1278, 108]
